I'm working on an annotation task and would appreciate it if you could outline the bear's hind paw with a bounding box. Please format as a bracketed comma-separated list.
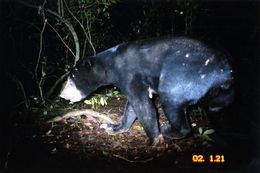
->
[100, 123, 128, 134]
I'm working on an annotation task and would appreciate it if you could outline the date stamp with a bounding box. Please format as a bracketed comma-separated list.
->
[192, 155, 225, 163]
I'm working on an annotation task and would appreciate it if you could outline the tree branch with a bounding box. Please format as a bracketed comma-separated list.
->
[45, 8, 80, 66]
[46, 21, 76, 58]
[7, 73, 29, 111]
[63, 0, 96, 57]
[35, 18, 47, 81]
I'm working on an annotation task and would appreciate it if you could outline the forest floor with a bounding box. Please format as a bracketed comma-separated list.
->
[3, 96, 258, 173]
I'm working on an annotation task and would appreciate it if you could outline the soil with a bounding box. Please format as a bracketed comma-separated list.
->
[2, 96, 258, 173]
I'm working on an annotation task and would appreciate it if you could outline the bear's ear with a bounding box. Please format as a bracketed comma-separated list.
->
[87, 57, 95, 67]
[79, 57, 95, 69]
[91, 58, 106, 79]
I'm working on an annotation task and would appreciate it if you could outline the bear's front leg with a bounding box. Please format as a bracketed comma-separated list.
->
[130, 97, 163, 145]
[100, 101, 136, 134]
[124, 74, 163, 145]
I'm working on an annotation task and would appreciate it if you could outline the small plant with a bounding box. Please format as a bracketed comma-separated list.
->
[84, 95, 108, 109]
[84, 87, 121, 109]
[190, 106, 207, 119]
[105, 87, 121, 97]
[197, 127, 215, 141]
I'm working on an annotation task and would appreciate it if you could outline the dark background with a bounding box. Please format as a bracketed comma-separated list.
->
[1, 0, 260, 172]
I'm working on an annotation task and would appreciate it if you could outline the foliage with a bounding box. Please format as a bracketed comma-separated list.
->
[18, 0, 119, 109]
[58, 0, 119, 55]
[105, 87, 121, 98]
[197, 128, 215, 141]
[84, 95, 108, 109]
[8, 0, 201, 113]
[191, 116, 215, 142]
[120, 0, 199, 40]
[190, 106, 214, 141]
[189, 106, 207, 120]
[84, 87, 121, 109]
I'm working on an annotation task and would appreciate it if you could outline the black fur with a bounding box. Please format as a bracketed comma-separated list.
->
[61, 36, 234, 144]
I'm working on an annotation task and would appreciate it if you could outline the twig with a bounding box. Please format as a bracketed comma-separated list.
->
[38, 61, 46, 105]
[33, 0, 47, 105]
[46, 21, 76, 59]
[35, 18, 47, 81]
[35, 18, 47, 105]
[7, 73, 29, 110]
[85, 12, 96, 56]
[17, 0, 38, 8]
[47, 109, 116, 124]
[4, 152, 11, 171]
[57, 0, 64, 17]
[113, 154, 153, 163]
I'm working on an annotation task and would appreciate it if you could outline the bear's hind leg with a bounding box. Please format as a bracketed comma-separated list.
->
[160, 97, 192, 139]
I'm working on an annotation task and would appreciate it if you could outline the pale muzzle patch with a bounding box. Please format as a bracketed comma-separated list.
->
[60, 77, 86, 102]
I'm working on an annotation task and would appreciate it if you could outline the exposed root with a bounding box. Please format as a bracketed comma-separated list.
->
[113, 154, 153, 163]
[47, 109, 116, 124]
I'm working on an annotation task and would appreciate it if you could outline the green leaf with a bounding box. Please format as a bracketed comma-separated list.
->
[198, 127, 203, 135]
[102, 151, 109, 156]
[94, 97, 98, 104]
[202, 134, 213, 141]
[43, 111, 48, 116]
[100, 97, 105, 106]
[203, 129, 215, 135]
[84, 100, 91, 104]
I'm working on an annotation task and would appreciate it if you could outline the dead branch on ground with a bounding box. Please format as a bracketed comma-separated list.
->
[47, 109, 116, 124]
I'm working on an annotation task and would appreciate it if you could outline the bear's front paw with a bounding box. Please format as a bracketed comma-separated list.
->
[160, 123, 191, 139]
[100, 123, 128, 134]
[100, 123, 114, 132]
[152, 134, 165, 146]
